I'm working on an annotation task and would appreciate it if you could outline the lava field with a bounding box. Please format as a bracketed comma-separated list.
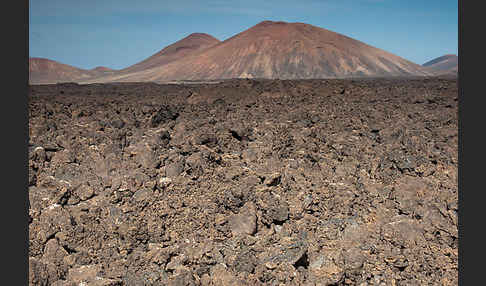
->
[28, 77, 458, 285]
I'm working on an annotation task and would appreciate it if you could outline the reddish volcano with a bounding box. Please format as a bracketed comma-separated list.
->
[120, 33, 220, 73]
[31, 21, 435, 84]
[86, 21, 431, 83]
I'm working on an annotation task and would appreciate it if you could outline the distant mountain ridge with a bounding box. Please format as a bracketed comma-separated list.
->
[422, 54, 458, 75]
[30, 21, 435, 84]
[91, 66, 114, 72]
[29, 58, 116, 84]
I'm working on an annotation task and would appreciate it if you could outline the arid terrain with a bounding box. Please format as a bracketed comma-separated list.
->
[83, 21, 431, 83]
[29, 21, 439, 85]
[29, 58, 116, 85]
[119, 33, 220, 74]
[422, 55, 458, 76]
[28, 77, 457, 285]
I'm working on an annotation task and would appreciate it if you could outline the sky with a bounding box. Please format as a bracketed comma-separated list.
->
[29, 0, 458, 70]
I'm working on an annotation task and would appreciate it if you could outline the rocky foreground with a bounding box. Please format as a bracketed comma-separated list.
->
[28, 77, 458, 285]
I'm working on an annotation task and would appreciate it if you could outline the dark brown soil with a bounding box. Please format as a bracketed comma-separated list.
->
[28, 77, 458, 285]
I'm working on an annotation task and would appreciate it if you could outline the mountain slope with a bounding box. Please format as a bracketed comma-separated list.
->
[120, 33, 220, 73]
[423, 54, 458, 75]
[29, 58, 117, 84]
[29, 58, 95, 84]
[84, 33, 221, 82]
[91, 66, 114, 73]
[85, 21, 431, 83]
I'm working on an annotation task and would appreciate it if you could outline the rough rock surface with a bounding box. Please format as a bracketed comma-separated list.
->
[29, 78, 458, 285]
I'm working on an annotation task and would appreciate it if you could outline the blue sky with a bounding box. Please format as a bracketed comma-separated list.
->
[29, 0, 458, 70]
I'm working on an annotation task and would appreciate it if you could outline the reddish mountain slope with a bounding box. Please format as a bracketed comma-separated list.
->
[91, 66, 114, 72]
[119, 33, 220, 73]
[29, 58, 117, 84]
[86, 21, 431, 83]
[29, 58, 95, 84]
